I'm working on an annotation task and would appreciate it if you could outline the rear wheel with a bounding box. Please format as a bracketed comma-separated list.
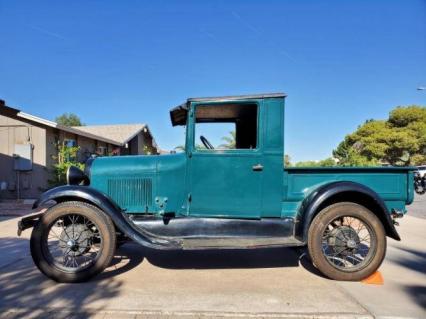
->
[308, 202, 386, 281]
[30, 201, 116, 283]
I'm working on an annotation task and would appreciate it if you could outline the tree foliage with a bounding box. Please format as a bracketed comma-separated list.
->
[55, 113, 84, 126]
[219, 131, 236, 149]
[284, 154, 336, 167]
[333, 105, 426, 166]
[49, 144, 84, 186]
[293, 158, 337, 167]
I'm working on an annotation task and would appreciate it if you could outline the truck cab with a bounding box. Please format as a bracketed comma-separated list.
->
[20, 93, 416, 283]
[172, 93, 284, 219]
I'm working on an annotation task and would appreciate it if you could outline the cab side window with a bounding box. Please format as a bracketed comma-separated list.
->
[194, 103, 258, 150]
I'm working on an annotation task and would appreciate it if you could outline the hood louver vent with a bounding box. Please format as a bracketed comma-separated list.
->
[107, 178, 153, 209]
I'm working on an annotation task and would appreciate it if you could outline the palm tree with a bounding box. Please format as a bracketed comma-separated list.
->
[219, 131, 236, 149]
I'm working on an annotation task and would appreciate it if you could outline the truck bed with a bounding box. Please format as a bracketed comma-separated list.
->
[282, 166, 415, 218]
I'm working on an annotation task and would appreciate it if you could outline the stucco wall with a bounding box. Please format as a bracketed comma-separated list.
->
[0, 114, 48, 199]
[76, 135, 97, 161]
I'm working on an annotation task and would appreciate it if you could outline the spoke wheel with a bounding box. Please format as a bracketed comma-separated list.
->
[308, 202, 386, 281]
[321, 216, 374, 271]
[44, 214, 103, 272]
[31, 201, 116, 283]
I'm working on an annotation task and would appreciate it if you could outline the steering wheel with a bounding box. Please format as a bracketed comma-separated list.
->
[200, 135, 214, 149]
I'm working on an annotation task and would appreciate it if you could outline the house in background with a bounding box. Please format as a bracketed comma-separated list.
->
[74, 124, 158, 156]
[0, 99, 159, 199]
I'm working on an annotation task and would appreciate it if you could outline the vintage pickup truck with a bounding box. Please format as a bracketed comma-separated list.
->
[19, 93, 416, 283]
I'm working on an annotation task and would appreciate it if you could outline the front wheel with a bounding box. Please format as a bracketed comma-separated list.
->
[30, 201, 116, 283]
[308, 202, 386, 281]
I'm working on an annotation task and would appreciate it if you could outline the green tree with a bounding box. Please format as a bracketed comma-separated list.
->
[219, 131, 236, 149]
[55, 113, 84, 126]
[49, 143, 84, 186]
[294, 157, 336, 167]
[333, 105, 426, 166]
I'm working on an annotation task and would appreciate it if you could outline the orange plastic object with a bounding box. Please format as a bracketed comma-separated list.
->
[362, 271, 384, 285]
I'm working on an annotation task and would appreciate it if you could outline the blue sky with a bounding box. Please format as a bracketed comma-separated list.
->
[0, 0, 425, 161]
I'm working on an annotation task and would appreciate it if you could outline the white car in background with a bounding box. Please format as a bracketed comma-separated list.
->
[417, 165, 426, 178]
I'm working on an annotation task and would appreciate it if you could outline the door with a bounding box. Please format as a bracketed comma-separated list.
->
[188, 101, 263, 218]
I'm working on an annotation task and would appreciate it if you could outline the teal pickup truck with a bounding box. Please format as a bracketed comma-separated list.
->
[19, 93, 416, 283]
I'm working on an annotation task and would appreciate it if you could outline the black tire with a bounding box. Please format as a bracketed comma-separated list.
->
[30, 201, 116, 283]
[308, 202, 386, 281]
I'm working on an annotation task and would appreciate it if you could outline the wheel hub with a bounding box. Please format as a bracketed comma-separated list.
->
[346, 239, 357, 249]
[59, 224, 93, 256]
[66, 239, 79, 251]
[329, 226, 360, 255]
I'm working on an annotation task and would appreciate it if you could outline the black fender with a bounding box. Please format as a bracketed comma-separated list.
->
[26, 185, 183, 250]
[296, 181, 400, 242]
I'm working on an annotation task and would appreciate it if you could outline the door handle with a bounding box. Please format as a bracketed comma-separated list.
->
[252, 164, 263, 171]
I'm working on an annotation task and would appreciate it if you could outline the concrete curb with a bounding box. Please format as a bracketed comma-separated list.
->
[0, 308, 374, 319]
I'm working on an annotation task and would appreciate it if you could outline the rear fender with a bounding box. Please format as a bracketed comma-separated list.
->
[26, 185, 182, 250]
[296, 181, 400, 242]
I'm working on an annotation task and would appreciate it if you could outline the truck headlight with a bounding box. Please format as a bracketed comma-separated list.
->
[66, 166, 89, 185]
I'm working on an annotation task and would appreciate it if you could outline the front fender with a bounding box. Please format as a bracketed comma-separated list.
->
[296, 181, 400, 242]
[28, 185, 182, 250]
[33, 185, 121, 212]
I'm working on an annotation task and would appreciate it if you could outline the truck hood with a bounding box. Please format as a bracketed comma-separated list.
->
[89, 153, 187, 214]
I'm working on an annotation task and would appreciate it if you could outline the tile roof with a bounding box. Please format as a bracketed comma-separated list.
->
[73, 124, 148, 145]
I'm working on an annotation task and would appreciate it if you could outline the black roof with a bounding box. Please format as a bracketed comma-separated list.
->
[187, 92, 286, 102]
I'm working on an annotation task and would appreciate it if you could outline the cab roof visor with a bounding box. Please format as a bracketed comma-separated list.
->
[170, 103, 188, 126]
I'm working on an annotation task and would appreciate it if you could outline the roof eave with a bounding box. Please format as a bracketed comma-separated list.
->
[17, 112, 122, 146]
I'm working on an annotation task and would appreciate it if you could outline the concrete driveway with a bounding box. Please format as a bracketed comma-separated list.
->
[0, 196, 424, 319]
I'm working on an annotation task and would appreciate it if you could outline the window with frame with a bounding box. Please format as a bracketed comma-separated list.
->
[194, 103, 258, 150]
[96, 146, 107, 156]
[64, 139, 77, 148]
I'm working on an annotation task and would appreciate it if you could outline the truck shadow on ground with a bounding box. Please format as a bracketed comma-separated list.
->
[0, 237, 143, 318]
[404, 285, 426, 310]
[138, 243, 325, 277]
[0, 216, 23, 222]
[391, 246, 426, 309]
[141, 245, 300, 269]
[392, 246, 426, 275]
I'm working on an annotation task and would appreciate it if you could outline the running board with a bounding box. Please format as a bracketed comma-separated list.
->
[128, 216, 304, 250]
[182, 237, 304, 250]
[130, 216, 295, 238]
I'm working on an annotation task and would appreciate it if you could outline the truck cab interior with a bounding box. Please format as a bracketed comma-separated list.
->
[194, 103, 258, 150]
